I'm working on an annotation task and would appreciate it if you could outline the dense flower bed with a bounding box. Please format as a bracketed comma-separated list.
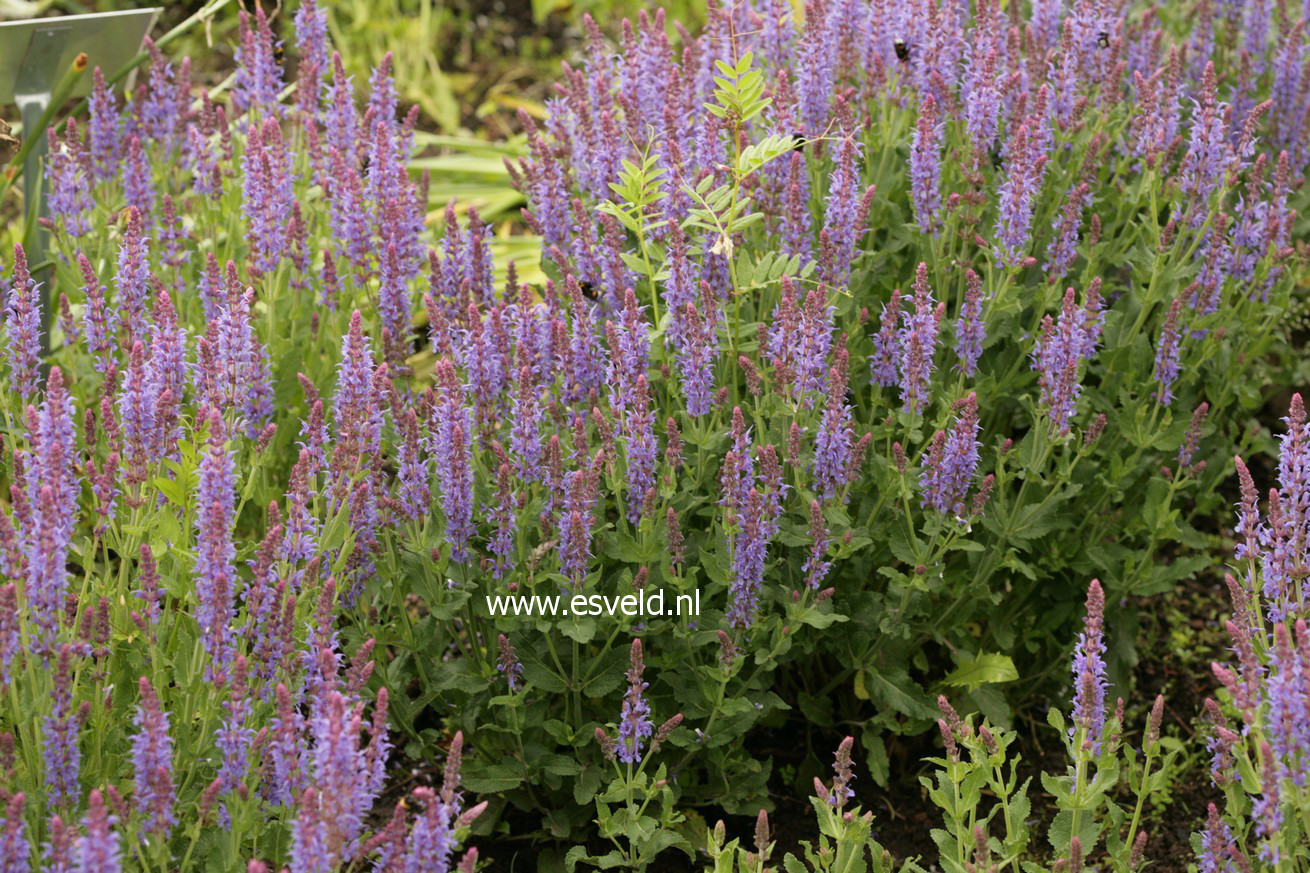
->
[0, 0, 1306, 870]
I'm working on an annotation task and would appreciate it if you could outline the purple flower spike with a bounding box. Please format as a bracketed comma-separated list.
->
[132, 677, 177, 838]
[1179, 63, 1233, 227]
[195, 407, 237, 679]
[46, 123, 93, 236]
[677, 300, 718, 418]
[870, 290, 902, 388]
[497, 634, 523, 692]
[898, 264, 940, 415]
[813, 366, 856, 501]
[954, 270, 985, 377]
[821, 133, 872, 287]
[42, 645, 82, 809]
[0, 793, 29, 873]
[1032, 286, 1101, 435]
[1154, 297, 1184, 404]
[623, 376, 658, 523]
[114, 207, 151, 332]
[397, 408, 430, 523]
[77, 790, 122, 873]
[25, 368, 78, 654]
[921, 393, 981, 518]
[1070, 579, 1108, 750]
[992, 114, 1049, 268]
[802, 499, 831, 590]
[294, 0, 331, 110]
[910, 93, 944, 235]
[233, 7, 285, 118]
[430, 361, 474, 564]
[87, 67, 121, 182]
[617, 639, 653, 764]
[242, 118, 295, 276]
[0, 585, 17, 689]
[122, 136, 154, 221]
[5, 243, 42, 401]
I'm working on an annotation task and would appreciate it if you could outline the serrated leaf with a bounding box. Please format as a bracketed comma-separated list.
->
[942, 653, 1019, 691]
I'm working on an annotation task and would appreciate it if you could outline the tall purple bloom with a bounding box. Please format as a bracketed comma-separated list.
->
[42, 645, 82, 809]
[1032, 286, 1100, 435]
[677, 295, 719, 418]
[114, 207, 151, 333]
[242, 118, 295, 276]
[0, 793, 28, 873]
[87, 67, 121, 182]
[205, 289, 275, 440]
[728, 488, 773, 628]
[293, 687, 390, 867]
[45, 123, 93, 236]
[118, 341, 156, 484]
[233, 7, 285, 118]
[138, 38, 186, 149]
[24, 368, 78, 653]
[1070, 579, 1108, 750]
[194, 408, 237, 679]
[813, 366, 855, 500]
[509, 364, 543, 482]
[795, 10, 837, 136]
[802, 499, 831, 590]
[122, 136, 154, 220]
[1154, 297, 1184, 404]
[79, 255, 118, 373]
[1045, 181, 1092, 281]
[993, 117, 1048, 267]
[5, 244, 42, 401]
[77, 790, 122, 873]
[294, 0, 331, 110]
[820, 133, 872, 287]
[920, 393, 981, 517]
[954, 270, 985, 376]
[1199, 803, 1235, 873]
[490, 463, 516, 580]
[496, 633, 522, 691]
[623, 376, 658, 523]
[910, 94, 944, 235]
[145, 291, 188, 456]
[0, 585, 17, 690]
[898, 264, 940, 415]
[330, 312, 384, 493]
[617, 640, 653, 764]
[430, 361, 474, 563]
[963, 47, 1003, 154]
[132, 677, 176, 838]
[870, 290, 902, 388]
[396, 408, 430, 523]
[215, 655, 256, 799]
[1179, 63, 1233, 226]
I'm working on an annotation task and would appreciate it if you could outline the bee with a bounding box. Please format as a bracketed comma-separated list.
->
[791, 132, 807, 153]
[578, 280, 599, 301]
[273, 40, 285, 66]
[893, 39, 911, 62]
[1096, 31, 1110, 49]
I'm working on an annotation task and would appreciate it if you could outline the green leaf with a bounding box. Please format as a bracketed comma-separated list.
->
[942, 653, 1019, 691]
[861, 667, 937, 720]
[461, 761, 524, 793]
[783, 855, 809, 873]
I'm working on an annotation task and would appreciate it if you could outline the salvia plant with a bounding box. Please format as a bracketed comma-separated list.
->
[0, 0, 1305, 870]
